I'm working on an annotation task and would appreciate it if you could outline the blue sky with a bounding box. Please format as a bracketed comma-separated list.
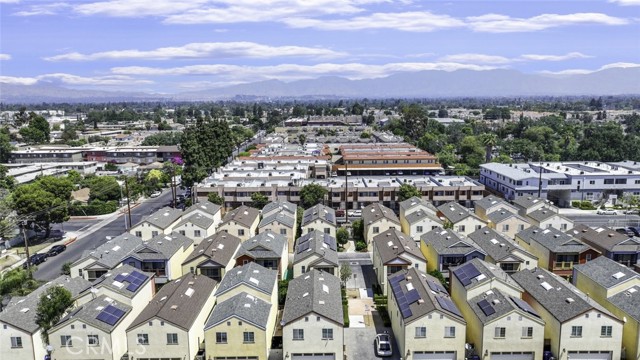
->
[0, 0, 639, 93]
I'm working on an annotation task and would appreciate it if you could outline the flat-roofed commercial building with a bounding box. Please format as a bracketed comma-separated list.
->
[333, 143, 443, 177]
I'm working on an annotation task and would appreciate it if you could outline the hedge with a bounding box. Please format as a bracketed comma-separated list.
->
[69, 200, 118, 216]
[377, 305, 391, 327]
[343, 304, 350, 327]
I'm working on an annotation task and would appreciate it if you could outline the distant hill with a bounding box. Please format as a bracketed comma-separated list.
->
[1, 68, 639, 103]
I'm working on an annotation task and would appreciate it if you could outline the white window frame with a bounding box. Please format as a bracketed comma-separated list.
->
[322, 328, 333, 340]
[293, 329, 304, 340]
[444, 326, 455, 338]
[415, 326, 426, 338]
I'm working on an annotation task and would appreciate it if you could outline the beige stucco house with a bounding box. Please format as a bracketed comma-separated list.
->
[301, 204, 337, 239]
[363, 203, 401, 245]
[437, 202, 487, 236]
[218, 205, 260, 242]
[181, 232, 242, 281]
[129, 207, 183, 240]
[372, 229, 426, 294]
[292, 231, 339, 278]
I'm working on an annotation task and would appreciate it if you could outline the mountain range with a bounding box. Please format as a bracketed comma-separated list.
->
[1, 68, 639, 103]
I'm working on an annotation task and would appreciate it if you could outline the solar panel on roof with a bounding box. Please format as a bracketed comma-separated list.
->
[427, 279, 447, 293]
[104, 305, 125, 318]
[510, 297, 540, 318]
[478, 299, 496, 316]
[113, 274, 126, 282]
[297, 242, 311, 253]
[453, 262, 481, 286]
[96, 305, 125, 326]
[400, 307, 413, 318]
[436, 296, 463, 317]
[405, 289, 421, 304]
[126, 283, 141, 292]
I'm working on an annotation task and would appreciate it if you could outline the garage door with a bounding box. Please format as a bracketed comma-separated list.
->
[213, 357, 258, 360]
[568, 351, 612, 360]
[490, 352, 534, 360]
[413, 351, 456, 360]
[291, 353, 335, 360]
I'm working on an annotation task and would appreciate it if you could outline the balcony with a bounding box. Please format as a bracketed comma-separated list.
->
[552, 261, 575, 270]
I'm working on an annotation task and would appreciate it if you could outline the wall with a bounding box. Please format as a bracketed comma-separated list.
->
[490, 217, 530, 240]
[258, 221, 295, 253]
[129, 223, 163, 241]
[50, 321, 118, 360]
[0, 325, 39, 360]
[454, 217, 486, 236]
[302, 219, 337, 240]
[480, 313, 544, 360]
[204, 319, 268, 360]
[174, 222, 211, 246]
[167, 244, 193, 281]
[537, 215, 574, 232]
[365, 218, 399, 244]
[71, 257, 97, 280]
[283, 314, 343, 358]
[126, 321, 188, 359]
[219, 222, 252, 242]
[558, 311, 622, 360]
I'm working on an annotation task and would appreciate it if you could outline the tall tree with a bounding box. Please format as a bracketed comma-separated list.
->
[36, 287, 73, 344]
[250, 192, 269, 209]
[397, 183, 422, 202]
[0, 127, 14, 163]
[480, 133, 498, 163]
[298, 183, 327, 209]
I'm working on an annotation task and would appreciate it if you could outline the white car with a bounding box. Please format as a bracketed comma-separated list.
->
[347, 209, 362, 217]
[375, 333, 393, 357]
[149, 191, 162, 198]
[597, 209, 617, 215]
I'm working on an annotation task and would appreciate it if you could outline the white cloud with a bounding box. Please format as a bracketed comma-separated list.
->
[283, 11, 464, 31]
[609, 0, 640, 5]
[74, 0, 210, 17]
[438, 53, 512, 64]
[519, 52, 592, 61]
[466, 12, 628, 32]
[0, 76, 38, 85]
[0, 73, 152, 86]
[13, 3, 70, 16]
[44, 42, 345, 61]
[0, 0, 21, 3]
[540, 62, 640, 75]
[0, 54, 11, 60]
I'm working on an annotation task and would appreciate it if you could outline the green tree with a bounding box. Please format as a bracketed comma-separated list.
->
[11, 183, 69, 238]
[0, 165, 16, 190]
[339, 263, 353, 287]
[336, 227, 349, 248]
[82, 176, 121, 202]
[428, 269, 447, 287]
[61, 262, 72, 276]
[207, 192, 224, 205]
[480, 133, 498, 163]
[66, 170, 82, 185]
[36, 176, 73, 201]
[397, 183, 422, 202]
[0, 127, 14, 163]
[298, 183, 327, 209]
[250, 192, 269, 209]
[351, 219, 364, 241]
[36, 286, 73, 344]
[19, 113, 50, 144]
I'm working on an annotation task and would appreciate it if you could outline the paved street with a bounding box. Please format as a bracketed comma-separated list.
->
[563, 213, 640, 228]
[34, 190, 176, 281]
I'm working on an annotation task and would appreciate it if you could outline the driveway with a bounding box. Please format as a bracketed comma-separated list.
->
[344, 312, 402, 360]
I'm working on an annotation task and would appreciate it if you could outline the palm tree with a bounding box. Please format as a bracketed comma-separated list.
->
[480, 133, 498, 163]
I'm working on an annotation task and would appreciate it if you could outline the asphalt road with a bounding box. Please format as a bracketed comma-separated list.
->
[564, 213, 640, 228]
[34, 190, 176, 281]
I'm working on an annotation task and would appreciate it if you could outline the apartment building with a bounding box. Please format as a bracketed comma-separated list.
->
[9, 148, 84, 163]
[333, 143, 442, 177]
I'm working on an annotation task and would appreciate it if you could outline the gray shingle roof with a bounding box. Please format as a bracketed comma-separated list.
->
[184, 200, 221, 217]
[468, 227, 527, 263]
[437, 202, 476, 224]
[475, 196, 513, 212]
[53, 295, 132, 333]
[468, 288, 539, 325]
[204, 291, 272, 330]
[526, 208, 561, 223]
[362, 203, 400, 226]
[388, 268, 465, 324]
[282, 270, 343, 326]
[572, 256, 639, 289]
[568, 224, 640, 254]
[512, 196, 547, 211]
[517, 226, 590, 253]
[183, 231, 242, 267]
[487, 208, 523, 224]
[175, 213, 214, 230]
[0, 276, 91, 333]
[215, 262, 278, 298]
[608, 284, 640, 322]
[88, 264, 153, 299]
[301, 204, 336, 227]
[373, 229, 425, 264]
[75, 233, 143, 269]
[405, 209, 442, 226]
[128, 273, 217, 331]
[125, 232, 193, 261]
[451, 258, 523, 291]
[293, 230, 338, 266]
[420, 227, 486, 256]
[511, 268, 617, 323]
[220, 205, 260, 228]
[399, 197, 438, 214]
[259, 211, 296, 228]
[235, 230, 287, 260]
[137, 207, 183, 230]
[262, 201, 296, 216]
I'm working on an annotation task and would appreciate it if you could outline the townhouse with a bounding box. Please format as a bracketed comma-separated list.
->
[512, 268, 623, 360]
[258, 210, 297, 253]
[120, 232, 193, 284]
[437, 202, 487, 236]
[218, 205, 260, 242]
[486, 209, 531, 240]
[129, 207, 183, 241]
[387, 268, 467, 360]
[0, 276, 91, 360]
[420, 228, 486, 279]
[234, 231, 289, 280]
[516, 226, 600, 278]
[399, 196, 439, 221]
[372, 229, 427, 294]
[292, 230, 339, 277]
[468, 227, 538, 275]
[568, 224, 640, 268]
[181, 232, 242, 281]
[474, 195, 519, 222]
[173, 213, 216, 246]
[262, 200, 297, 218]
[525, 208, 574, 232]
[71, 233, 143, 281]
[450, 259, 545, 360]
[215, 262, 278, 305]
[399, 197, 443, 244]
[183, 200, 223, 226]
[572, 257, 640, 360]
[282, 270, 344, 360]
[301, 204, 337, 238]
[512, 196, 556, 216]
[126, 273, 218, 360]
[362, 203, 401, 245]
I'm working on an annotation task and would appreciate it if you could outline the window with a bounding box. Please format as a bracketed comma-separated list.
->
[179, 230, 186, 236]
[604, 179, 614, 185]
[301, 266, 306, 273]
[571, 326, 583, 337]
[137, 334, 149, 345]
[194, 230, 201, 237]
[502, 224, 510, 232]
[293, 329, 304, 340]
[10, 337, 22, 348]
[519, 224, 525, 231]
[589, 180, 596, 185]
[280, 228, 287, 235]
[414, 263, 419, 269]
[458, 225, 466, 233]
[322, 328, 334, 340]
[586, 254, 592, 261]
[216, 332, 227, 344]
[444, 326, 455, 338]
[238, 229, 245, 236]
[417, 226, 423, 233]
[495, 327, 506, 338]
[78, 269, 83, 277]
[615, 179, 627, 184]
[60, 335, 72, 347]
[373, 226, 380, 234]
[243, 331, 255, 343]
[324, 228, 330, 234]
[475, 225, 482, 230]
[135, 231, 142, 237]
[522, 327, 533, 338]
[415, 327, 426, 338]
[601, 326, 612, 337]
[87, 335, 99, 346]
[151, 231, 158, 237]
[561, 223, 568, 230]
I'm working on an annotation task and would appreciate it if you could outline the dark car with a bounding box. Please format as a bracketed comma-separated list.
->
[628, 227, 640, 237]
[22, 253, 47, 269]
[47, 245, 67, 257]
[615, 228, 634, 237]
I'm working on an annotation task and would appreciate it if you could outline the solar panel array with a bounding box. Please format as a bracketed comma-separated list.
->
[452, 262, 482, 286]
[389, 274, 413, 318]
[324, 211, 335, 223]
[478, 299, 496, 316]
[436, 296, 463, 318]
[96, 304, 126, 326]
[322, 233, 337, 250]
[113, 271, 149, 292]
[427, 279, 447, 294]
[297, 241, 311, 254]
[510, 297, 540, 318]
[405, 289, 420, 303]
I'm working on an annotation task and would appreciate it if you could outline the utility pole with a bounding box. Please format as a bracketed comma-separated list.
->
[172, 168, 177, 208]
[124, 178, 132, 229]
[537, 162, 543, 198]
[344, 160, 349, 223]
[21, 220, 31, 273]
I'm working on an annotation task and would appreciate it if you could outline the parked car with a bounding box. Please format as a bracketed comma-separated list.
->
[624, 209, 639, 215]
[628, 227, 640, 237]
[47, 245, 67, 257]
[597, 209, 617, 215]
[375, 332, 393, 357]
[336, 209, 345, 217]
[149, 190, 162, 198]
[615, 228, 635, 237]
[347, 209, 362, 217]
[22, 253, 47, 268]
